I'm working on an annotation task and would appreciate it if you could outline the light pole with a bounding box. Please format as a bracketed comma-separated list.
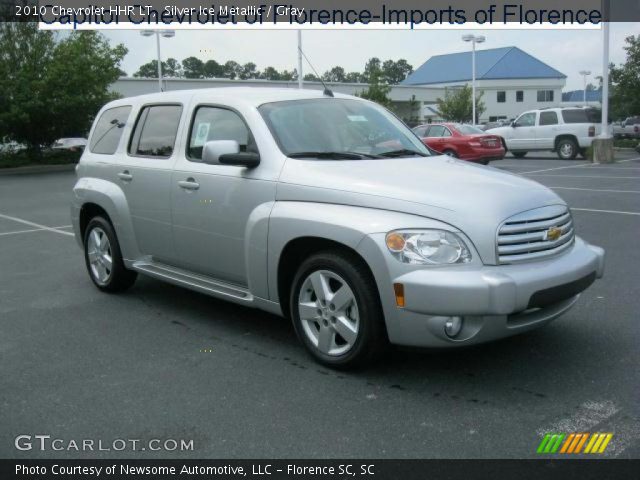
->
[140, 30, 176, 92]
[462, 34, 485, 125]
[579, 70, 591, 106]
[297, 30, 303, 89]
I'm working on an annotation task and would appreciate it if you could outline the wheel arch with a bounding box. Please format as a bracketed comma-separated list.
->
[554, 134, 578, 151]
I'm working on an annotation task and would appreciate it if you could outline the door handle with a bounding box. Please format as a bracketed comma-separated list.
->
[178, 178, 200, 191]
[118, 171, 133, 181]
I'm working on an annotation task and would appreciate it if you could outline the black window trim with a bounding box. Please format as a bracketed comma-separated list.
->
[185, 103, 259, 163]
[516, 90, 524, 102]
[127, 102, 184, 160]
[89, 105, 133, 155]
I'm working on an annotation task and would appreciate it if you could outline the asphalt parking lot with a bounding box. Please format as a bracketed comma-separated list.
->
[1, 152, 639, 459]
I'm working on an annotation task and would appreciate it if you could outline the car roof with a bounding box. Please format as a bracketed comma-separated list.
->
[105, 87, 356, 109]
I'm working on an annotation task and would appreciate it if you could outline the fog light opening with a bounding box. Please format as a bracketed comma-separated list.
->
[444, 316, 463, 338]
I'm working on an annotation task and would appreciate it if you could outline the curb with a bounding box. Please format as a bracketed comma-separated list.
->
[0, 164, 77, 176]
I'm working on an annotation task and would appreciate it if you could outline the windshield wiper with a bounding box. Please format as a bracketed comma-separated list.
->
[288, 151, 380, 160]
[378, 149, 428, 158]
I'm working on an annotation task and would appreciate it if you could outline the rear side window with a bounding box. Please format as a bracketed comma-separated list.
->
[413, 126, 428, 137]
[539, 111, 559, 126]
[90, 106, 131, 154]
[561, 109, 589, 124]
[427, 125, 446, 137]
[129, 105, 182, 157]
[187, 106, 255, 161]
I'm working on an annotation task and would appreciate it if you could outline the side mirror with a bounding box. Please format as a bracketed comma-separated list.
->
[219, 152, 260, 168]
[202, 140, 240, 165]
[511, 121, 517, 128]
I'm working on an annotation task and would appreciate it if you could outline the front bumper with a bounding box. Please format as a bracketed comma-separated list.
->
[358, 236, 604, 348]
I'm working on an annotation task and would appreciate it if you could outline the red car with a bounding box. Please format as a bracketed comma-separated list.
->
[413, 123, 505, 165]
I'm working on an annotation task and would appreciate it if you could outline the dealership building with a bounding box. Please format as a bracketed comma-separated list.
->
[111, 46, 579, 125]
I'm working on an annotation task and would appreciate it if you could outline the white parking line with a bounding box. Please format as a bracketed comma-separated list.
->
[519, 163, 591, 174]
[518, 157, 640, 175]
[0, 225, 72, 237]
[550, 187, 640, 194]
[528, 174, 640, 179]
[0, 213, 74, 237]
[571, 208, 640, 216]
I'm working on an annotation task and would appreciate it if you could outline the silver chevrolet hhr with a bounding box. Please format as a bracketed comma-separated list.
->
[71, 87, 604, 368]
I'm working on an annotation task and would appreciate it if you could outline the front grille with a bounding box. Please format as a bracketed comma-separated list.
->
[497, 205, 575, 264]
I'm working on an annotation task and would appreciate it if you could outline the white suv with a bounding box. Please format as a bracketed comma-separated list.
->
[488, 107, 601, 160]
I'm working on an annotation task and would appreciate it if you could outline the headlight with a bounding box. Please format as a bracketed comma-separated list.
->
[385, 230, 472, 265]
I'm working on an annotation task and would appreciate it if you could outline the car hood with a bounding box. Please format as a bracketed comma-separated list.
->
[486, 126, 512, 136]
[277, 155, 565, 264]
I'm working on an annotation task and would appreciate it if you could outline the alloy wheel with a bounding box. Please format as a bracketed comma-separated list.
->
[87, 227, 113, 285]
[297, 270, 360, 356]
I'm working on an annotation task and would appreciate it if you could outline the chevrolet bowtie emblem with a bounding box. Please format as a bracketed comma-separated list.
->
[545, 226, 562, 241]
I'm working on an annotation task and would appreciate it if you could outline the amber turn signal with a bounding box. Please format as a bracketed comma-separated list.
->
[386, 233, 406, 252]
[393, 283, 405, 308]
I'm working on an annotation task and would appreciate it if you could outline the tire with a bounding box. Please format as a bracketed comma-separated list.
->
[83, 216, 137, 292]
[443, 149, 458, 158]
[578, 148, 587, 159]
[557, 138, 578, 160]
[289, 250, 386, 369]
[512, 151, 527, 158]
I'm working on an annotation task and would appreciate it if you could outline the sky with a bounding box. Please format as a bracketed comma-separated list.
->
[101, 24, 640, 91]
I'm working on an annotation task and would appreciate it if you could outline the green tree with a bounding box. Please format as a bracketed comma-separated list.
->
[610, 35, 640, 119]
[182, 56, 205, 78]
[0, 24, 126, 156]
[163, 58, 182, 78]
[436, 85, 485, 123]
[203, 59, 223, 78]
[344, 72, 361, 83]
[381, 59, 413, 84]
[222, 60, 242, 79]
[356, 71, 392, 109]
[261, 66, 281, 80]
[303, 73, 321, 82]
[240, 62, 259, 80]
[323, 66, 346, 83]
[361, 57, 382, 83]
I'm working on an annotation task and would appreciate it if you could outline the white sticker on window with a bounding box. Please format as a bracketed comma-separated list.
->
[193, 123, 210, 147]
[347, 115, 368, 122]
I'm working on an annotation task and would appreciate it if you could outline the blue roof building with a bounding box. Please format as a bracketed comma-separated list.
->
[403, 47, 568, 123]
[402, 46, 566, 86]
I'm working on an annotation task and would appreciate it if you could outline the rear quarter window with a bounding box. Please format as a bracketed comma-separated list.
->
[89, 106, 132, 154]
[561, 109, 596, 124]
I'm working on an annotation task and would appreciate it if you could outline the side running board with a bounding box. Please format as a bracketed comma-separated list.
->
[132, 261, 253, 304]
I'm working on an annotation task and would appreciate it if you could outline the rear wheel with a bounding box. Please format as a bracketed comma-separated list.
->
[443, 149, 458, 158]
[84, 216, 137, 292]
[557, 138, 578, 160]
[512, 151, 527, 158]
[290, 251, 385, 369]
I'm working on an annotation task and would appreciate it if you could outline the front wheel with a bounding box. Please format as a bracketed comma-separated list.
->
[442, 149, 458, 158]
[290, 251, 385, 369]
[84, 216, 137, 292]
[512, 151, 527, 158]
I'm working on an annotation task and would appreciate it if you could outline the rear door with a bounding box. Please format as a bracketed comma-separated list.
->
[509, 112, 537, 150]
[117, 103, 184, 264]
[536, 111, 559, 149]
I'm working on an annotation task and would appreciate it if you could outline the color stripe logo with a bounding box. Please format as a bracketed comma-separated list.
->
[537, 433, 613, 454]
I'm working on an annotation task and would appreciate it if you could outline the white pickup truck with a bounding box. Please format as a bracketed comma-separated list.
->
[613, 116, 640, 139]
[487, 107, 602, 159]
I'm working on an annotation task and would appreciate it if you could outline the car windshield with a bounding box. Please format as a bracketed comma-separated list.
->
[455, 124, 484, 135]
[259, 98, 430, 159]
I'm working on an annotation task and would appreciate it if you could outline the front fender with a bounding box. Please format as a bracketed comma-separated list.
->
[71, 177, 139, 261]
[266, 201, 455, 304]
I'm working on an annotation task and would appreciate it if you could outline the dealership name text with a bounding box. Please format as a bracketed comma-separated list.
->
[14, 434, 193, 452]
